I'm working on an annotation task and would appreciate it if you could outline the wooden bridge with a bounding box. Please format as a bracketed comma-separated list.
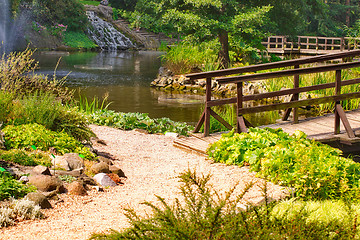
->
[174, 50, 360, 155]
[262, 36, 360, 55]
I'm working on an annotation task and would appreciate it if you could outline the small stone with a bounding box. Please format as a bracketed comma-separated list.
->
[91, 162, 110, 174]
[78, 174, 97, 186]
[19, 176, 29, 183]
[92, 186, 104, 192]
[67, 181, 87, 196]
[26, 192, 52, 209]
[32, 165, 51, 176]
[52, 153, 85, 171]
[93, 173, 117, 187]
[109, 165, 126, 178]
[98, 156, 113, 165]
[107, 173, 122, 184]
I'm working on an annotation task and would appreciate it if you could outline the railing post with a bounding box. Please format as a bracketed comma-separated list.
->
[203, 77, 212, 137]
[293, 65, 300, 123]
[334, 70, 341, 134]
[237, 82, 247, 133]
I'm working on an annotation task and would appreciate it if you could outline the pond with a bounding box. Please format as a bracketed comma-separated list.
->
[34, 50, 280, 127]
[34, 51, 204, 125]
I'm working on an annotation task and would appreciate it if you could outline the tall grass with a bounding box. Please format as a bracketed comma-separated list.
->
[77, 93, 111, 115]
[264, 68, 360, 116]
[163, 41, 221, 74]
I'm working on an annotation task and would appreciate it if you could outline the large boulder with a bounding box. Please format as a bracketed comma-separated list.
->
[93, 173, 117, 187]
[28, 175, 65, 192]
[32, 165, 51, 176]
[52, 153, 85, 171]
[26, 192, 52, 209]
[91, 162, 110, 174]
[67, 181, 87, 196]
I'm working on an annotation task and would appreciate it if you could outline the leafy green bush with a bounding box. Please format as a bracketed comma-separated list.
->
[0, 91, 14, 123]
[63, 31, 97, 49]
[3, 123, 95, 160]
[208, 128, 360, 200]
[0, 149, 51, 167]
[90, 109, 194, 136]
[0, 172, 36, 201]
[91, 170, 359, 240]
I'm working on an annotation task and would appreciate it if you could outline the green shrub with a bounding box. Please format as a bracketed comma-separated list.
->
[208, 128, 360, 201]
[63, 31, 98, 49]
[51, 106, 95, 142]
[0, 149, 51, 167]
[3, 123, 95, 160]
[90, 109, 194, 136]
[0, 172, 36, 201]
[0, 91, 14, 123]
[90, 170, 359, 240]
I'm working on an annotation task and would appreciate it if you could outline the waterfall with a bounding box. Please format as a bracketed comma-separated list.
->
[0, 0, 10, 53]
[86, 11, 134, 51]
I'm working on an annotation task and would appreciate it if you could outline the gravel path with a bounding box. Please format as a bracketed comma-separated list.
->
[0, 125, 287, 240]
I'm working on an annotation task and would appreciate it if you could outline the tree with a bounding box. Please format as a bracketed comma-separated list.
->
[136, 0, 271, 68]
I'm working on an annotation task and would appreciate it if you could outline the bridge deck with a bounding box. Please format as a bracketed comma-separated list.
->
[174, 109, 360, 156]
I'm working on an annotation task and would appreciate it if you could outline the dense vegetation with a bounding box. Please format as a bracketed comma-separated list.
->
[91, 169, 360, 239]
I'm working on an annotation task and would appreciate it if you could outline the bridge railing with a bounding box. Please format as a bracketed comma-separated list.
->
[186, 50, 360, 137]
[262, 36, 360, 54]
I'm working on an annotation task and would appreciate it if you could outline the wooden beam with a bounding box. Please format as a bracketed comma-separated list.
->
[209, 109, 233, 130]
[203, 78, 212, 137]
[186, 50, 360, 80]
[218, 61, 360, 84]
[335, 70, 341, 134]
[237, 92, 360, 115]
[193, 110, 205, 133]
[335, 104, 356, 138]
[238, 116, 248, 133]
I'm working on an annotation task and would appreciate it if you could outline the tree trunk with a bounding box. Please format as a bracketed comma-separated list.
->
[346, 0, 350, 26]
[218, 29, 230, 69]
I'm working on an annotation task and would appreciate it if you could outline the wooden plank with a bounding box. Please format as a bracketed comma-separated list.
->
[335, 104, 356, 138]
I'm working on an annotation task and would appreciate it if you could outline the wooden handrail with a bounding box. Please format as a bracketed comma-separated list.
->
[217, 61, 360, 84]
[191, 50, 360, 137]
[186, 49, 360, 80]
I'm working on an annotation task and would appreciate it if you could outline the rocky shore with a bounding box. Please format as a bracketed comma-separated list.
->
[150, 67, 268, 97]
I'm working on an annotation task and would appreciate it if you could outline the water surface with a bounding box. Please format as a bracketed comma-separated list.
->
[34, 51, 203, 124]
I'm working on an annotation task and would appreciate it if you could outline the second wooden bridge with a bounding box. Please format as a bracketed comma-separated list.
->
[174, 50, 360, 155]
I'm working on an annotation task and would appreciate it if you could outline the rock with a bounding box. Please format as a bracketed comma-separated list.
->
[32, 165, 51, 176]
[98, 156, 113, 165]
[92, 186, 104, 192]
[42, 189, 59, 200]
[93, 173, 117, 187]
[0, 129, 5, 150]
[52, 153, 85, 171]
[26, 192, 52, 209]
[53, 169, 82, 177]
[19, 176, 29, 183]
[78, 174, 97, 186]
[107, 173, 122, 184]
[100, 0, 109, 6]
[28, 175, 65, 192]
[109, 165, 126, 178]
[67, 181, 87, 196]
[91, 162, 110, 174]
[90, 137, 107, 146]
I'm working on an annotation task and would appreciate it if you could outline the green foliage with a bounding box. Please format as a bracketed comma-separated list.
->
[0, 149, 51, 167]
[78, 0, 100, 6]
[109, 0, 136, 11]
[0, 172, 36, 201]
[90, 109, 194, 136]
[208, 128, 360, 201]
[163, 41, 221, 74]
[51, 106, 95, 142]
[32, 0, 88, 31]
[91, 170, 360, 239]
[58, 175, 77, 183]
[3, 123, 95, 160]
[77, 94, 111, 115]
[63, 31, 98, 49]
[0, 49, 73, 102]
